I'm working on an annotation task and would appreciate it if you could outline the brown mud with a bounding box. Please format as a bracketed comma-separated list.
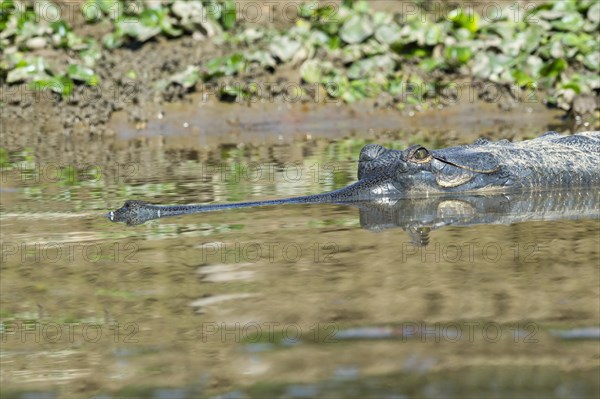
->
[2, 1, 597, 149]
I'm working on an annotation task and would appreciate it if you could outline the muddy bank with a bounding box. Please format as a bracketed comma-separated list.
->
[2, 27, 595, 146]
[2, 1, 599, 147]
[1, 32, 218, 139]
[0, 69, 583, 154]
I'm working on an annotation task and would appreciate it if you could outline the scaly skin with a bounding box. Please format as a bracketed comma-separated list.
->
[107, 131, 600, 225]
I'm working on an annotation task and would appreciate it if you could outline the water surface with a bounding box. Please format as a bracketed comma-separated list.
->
[1, 115, 599, 398]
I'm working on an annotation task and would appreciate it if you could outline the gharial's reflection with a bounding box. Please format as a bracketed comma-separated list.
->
[355, 189, 599, 245]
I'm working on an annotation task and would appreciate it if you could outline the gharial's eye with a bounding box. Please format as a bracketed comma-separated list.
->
[410, 146, 432, 163]
[414, 148, 428, 160]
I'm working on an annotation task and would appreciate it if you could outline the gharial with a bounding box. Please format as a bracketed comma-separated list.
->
[107, 131, 600, 225]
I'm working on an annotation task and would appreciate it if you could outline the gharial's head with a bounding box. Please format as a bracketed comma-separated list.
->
[105, 200, 152, 225]
[357, 142, 508, 195]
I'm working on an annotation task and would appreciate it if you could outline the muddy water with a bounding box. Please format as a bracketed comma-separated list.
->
[1, 104, 599, 398]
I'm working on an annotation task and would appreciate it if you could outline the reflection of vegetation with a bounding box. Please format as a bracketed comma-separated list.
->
[1, 0, 597, 110]
[1, 134, 431, 211]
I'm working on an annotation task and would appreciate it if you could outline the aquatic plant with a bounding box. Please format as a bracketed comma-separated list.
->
[1, 0, 597, 111]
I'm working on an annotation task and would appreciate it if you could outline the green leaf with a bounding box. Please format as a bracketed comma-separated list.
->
[160, 19, 182, 37]
[552, 0, 578, 12]
[504, 26, 543, 57]
[299, 1, 318, 18]
[67, 64, 99, 85]
[448, 8, 479, 33]
[374, 23, 402, 44]
[204, 58, 224, 78]
[341, 44, 363, 63]
[524, 55, 544, 79]
[561, 82, 581, 94]
[169, 65, 200, 89]
[583, 52, 599, 71]
[419, 58, 443, 73]
[512, 69, 534, 87]
[339, 14, 373, 44]
[324, 74, 348, 98]
[341, 79, 381, 102]
[300, 59, 332, 84]
[444, 46, 473, 65]
[51, 20, 71, 37]
[352, 1, 370, 13]
[227, 53, 246, 73]
[471, 51, 514, 83]
[551, 13, 584, 31]
[244, 50, 276, 68]
[347, 55, 395, 81]
[540, 58, 568, 78]
[140, 9, 160, 28]
[221, 0, 236, 30]
[6, 57, 48, 83]
[425, 24, 445, 46]
[79, 39, 102, 67]
[269, 36, 302, 62]
[118, 19, 161, 42]
[361, 38, 388, 56]
[6, 64, 37, 83]
[588, 2, 600, 24]
[29, 76, 74, 98]
[204, 53, 247, 78]
[328, 36, 342, 50]
[102, 32, 123, 49]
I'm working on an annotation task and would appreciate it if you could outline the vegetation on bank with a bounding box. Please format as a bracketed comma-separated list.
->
[1, 0, 598, 111]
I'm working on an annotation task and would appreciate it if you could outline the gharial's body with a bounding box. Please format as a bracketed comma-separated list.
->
[108, 131, 600, 225]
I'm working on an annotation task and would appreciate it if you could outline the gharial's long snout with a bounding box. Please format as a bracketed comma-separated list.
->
[105, 172, 399, 226]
